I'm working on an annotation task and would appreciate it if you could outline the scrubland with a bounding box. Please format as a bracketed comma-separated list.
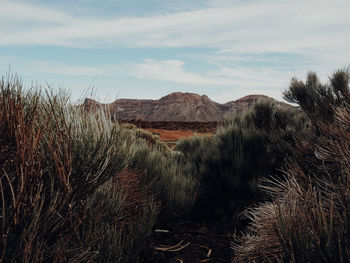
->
[1, 69, 349, 262]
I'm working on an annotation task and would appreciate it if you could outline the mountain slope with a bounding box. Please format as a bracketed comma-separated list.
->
[84, 92, 291, 122]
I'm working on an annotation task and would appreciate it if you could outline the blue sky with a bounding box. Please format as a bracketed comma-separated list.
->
[0, 0, 349, 103]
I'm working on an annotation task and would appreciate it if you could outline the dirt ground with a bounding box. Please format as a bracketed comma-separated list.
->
[144, 128, 210, 143]
[145, 220, 238, 263]
[119, 120, 219, 134]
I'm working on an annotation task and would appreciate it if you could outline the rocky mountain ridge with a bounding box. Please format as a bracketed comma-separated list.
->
[84, 92, 290, 122]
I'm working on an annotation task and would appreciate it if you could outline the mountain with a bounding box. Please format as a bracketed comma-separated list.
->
[83, 92, 291, 122]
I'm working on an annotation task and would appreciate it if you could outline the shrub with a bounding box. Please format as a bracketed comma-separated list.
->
[129, 129, 197, 219]
[75, 178, 158, 262]
[233, 69, 350, 262]
[122, 123, 170, 154]
[283, 68, 350, 124]
[0, 75, 157, 262]
[175, 101, 308, 216]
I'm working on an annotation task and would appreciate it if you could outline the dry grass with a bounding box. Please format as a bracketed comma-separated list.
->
[0, 74, 198, 262]
[0, 75, 154, 262]
[115, 169, 158, 224]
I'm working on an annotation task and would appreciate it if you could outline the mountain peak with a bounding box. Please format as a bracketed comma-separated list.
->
[83, 98, 99, 105]
[160, 92, 208, 103]
[234, 94, 271, 103]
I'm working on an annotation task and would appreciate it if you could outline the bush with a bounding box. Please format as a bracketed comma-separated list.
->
[234, 69, 350, 263]
[175, 101, 308, 216]
[0, 75, 157, 262]
[283, 68, 350, 124]
[76, 178, 158, 262]
[129, 128, 197, 219]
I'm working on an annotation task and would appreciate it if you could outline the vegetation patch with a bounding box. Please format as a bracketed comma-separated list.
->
[1, 69, 349, 262]
[234, 69, 350, 263]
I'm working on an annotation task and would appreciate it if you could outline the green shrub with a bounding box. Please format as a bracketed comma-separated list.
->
[76, 179, 158, 263]
[234, 69, 350, 263]
[176, 101, 308, 216]
[283, 68, 350, 124]
[122, 123, 170, 154]
[129, 132, 197, 219]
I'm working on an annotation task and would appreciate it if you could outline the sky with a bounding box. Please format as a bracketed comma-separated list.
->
[0, 0, 349, 103]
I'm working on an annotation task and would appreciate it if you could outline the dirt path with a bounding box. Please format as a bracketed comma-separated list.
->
[115, 169, 246, 262]
[146, 220, 237, 263]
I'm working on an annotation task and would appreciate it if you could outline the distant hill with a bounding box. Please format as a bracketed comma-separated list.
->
[83, 92, 291, 122]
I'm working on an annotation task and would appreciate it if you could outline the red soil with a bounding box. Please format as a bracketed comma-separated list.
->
[144, 128, 211, 142]
[119, 120, 219, 133]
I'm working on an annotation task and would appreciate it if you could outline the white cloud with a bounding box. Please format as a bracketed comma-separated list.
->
[1, 0, 349, 103]
[0, 1, 76, 25]
[130, 59, 297, 101]
[28, 62, 122, 76]
[130, 59, 221, 85]
[6, 61, 121, 76]
[1, 0, 349, 60]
